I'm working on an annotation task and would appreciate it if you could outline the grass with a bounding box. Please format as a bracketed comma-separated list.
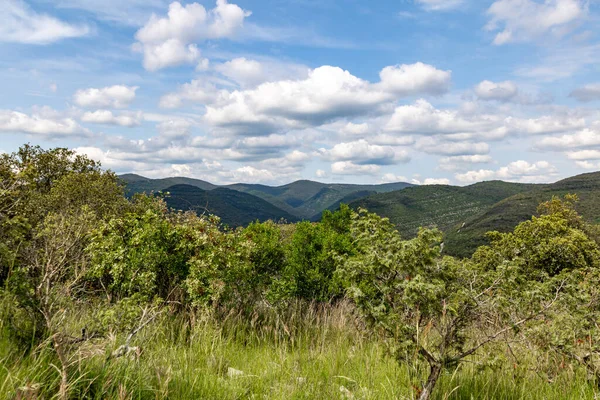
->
[1, 301, 598, 399]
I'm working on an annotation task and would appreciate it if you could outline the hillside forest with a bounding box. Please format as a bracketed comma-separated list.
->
[3, 145, 600, 400]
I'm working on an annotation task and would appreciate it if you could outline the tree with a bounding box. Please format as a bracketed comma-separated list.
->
[0, 145, 125, 287]
[184, 215, 254, 309]
[87, 197, 194, 302]
[5, 208, 97, 399]
[275, 205, 354, 302]
[239, 220, 286, 306]
[339, 209, 565, 400]
[472, 195, 600, 383]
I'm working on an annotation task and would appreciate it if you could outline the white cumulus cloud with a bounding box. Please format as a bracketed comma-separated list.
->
[321, 139, 410, 165]
[340, 122, 370, 136]
[331, 161, 381, 175]
[134, 1, 251, 71]
[74, 85, 138, 109]
[535, 128, 600, 150]
[165, 62, 451, 134]
[80, 110, 143, 127]
[566, 149, 600, 160]
[438, 155, 493, 171]
[378, 62, 452, 96]
[316, 169, 328, 178]
[384, 99, 495, 135]
[474, 80, 519, 101]
[416, 137, 490, 156]
[215, 57, 310, 88]
[456, 160, 557, 183]
[380, 173, 408, 183]
[0, 109, 88, 137]
[423, 178, 451, 185]
[384, 99, 583, 139]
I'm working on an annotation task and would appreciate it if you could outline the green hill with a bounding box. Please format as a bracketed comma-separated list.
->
[120, 174, 414, 220]
[162, 184, 299, 227]
[321, 190, 378, 217]
[228, 180, 414, 219]
[348, 180, 542, 243]
[445, 171, 600, 257]
[120, 174, 217, 195]
[111, 172, 600, 255]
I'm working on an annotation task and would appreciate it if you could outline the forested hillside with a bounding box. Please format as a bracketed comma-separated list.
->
[348, 180, 540, 239]
[162, 184, 299, 226]
[120, 173, 217, 193]
[121, 174, 413, 220]
[228, 180, 413, 219]
[445, 171, 600, 257]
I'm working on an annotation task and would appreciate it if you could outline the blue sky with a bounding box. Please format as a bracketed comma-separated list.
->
[2, 0, 600, 185]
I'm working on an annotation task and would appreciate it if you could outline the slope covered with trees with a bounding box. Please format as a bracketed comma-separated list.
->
[445, 171, 600, 257]
[162, 184, 299, 226]
[121, 174, 413, 220]
[348, 180, 541, 239]
[120, 173, 217, 194]
[228, 180, 413, 219]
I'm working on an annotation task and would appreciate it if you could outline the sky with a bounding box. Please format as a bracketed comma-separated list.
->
[1, 0, 600, 186]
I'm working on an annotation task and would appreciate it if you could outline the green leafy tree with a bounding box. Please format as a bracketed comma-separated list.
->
[3, 208, 97, 399]
[339, 209, 561, 400]
[274, 205, 354, 302]
[0, 145, 124, 286]
[239, 221, 286, 305]
[184, 216, 254, 309]
[87, 197, 193, 302]
[473, 196, 600, 278]
[472, 195, 600, 383]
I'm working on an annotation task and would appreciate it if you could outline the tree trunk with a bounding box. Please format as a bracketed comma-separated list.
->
[419, 363, 442, 400]
[52, 334, 69, 400]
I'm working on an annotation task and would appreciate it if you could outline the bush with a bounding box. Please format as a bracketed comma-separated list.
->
[271, 206, 355, 303]
[87, 198, 198, 302]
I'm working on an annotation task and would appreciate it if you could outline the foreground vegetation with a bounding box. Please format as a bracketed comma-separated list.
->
[2, 145, 600, 399]
[2, 302, 598, 400]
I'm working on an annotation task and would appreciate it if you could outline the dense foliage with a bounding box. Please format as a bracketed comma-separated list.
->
[2, 145, 600, 399]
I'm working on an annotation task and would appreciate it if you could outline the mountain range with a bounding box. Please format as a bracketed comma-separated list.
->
[120, 171, 600, 257]
[119, 174, 413, 225]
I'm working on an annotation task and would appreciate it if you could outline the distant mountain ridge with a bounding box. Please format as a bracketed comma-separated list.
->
[227, 180, 413, 219]
[120, 174, 217, 194]
[120, 174, 414, 220]
[443, 171, 600, 257]
[348, 180, 542, 241]
[121, 172, 600, 257]
[161, 184, 298, 227]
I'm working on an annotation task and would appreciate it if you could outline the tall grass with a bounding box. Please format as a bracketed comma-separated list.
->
[1, 300, 597, 399]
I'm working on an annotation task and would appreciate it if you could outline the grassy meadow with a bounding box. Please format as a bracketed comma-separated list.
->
[1, 301, 597, 400]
